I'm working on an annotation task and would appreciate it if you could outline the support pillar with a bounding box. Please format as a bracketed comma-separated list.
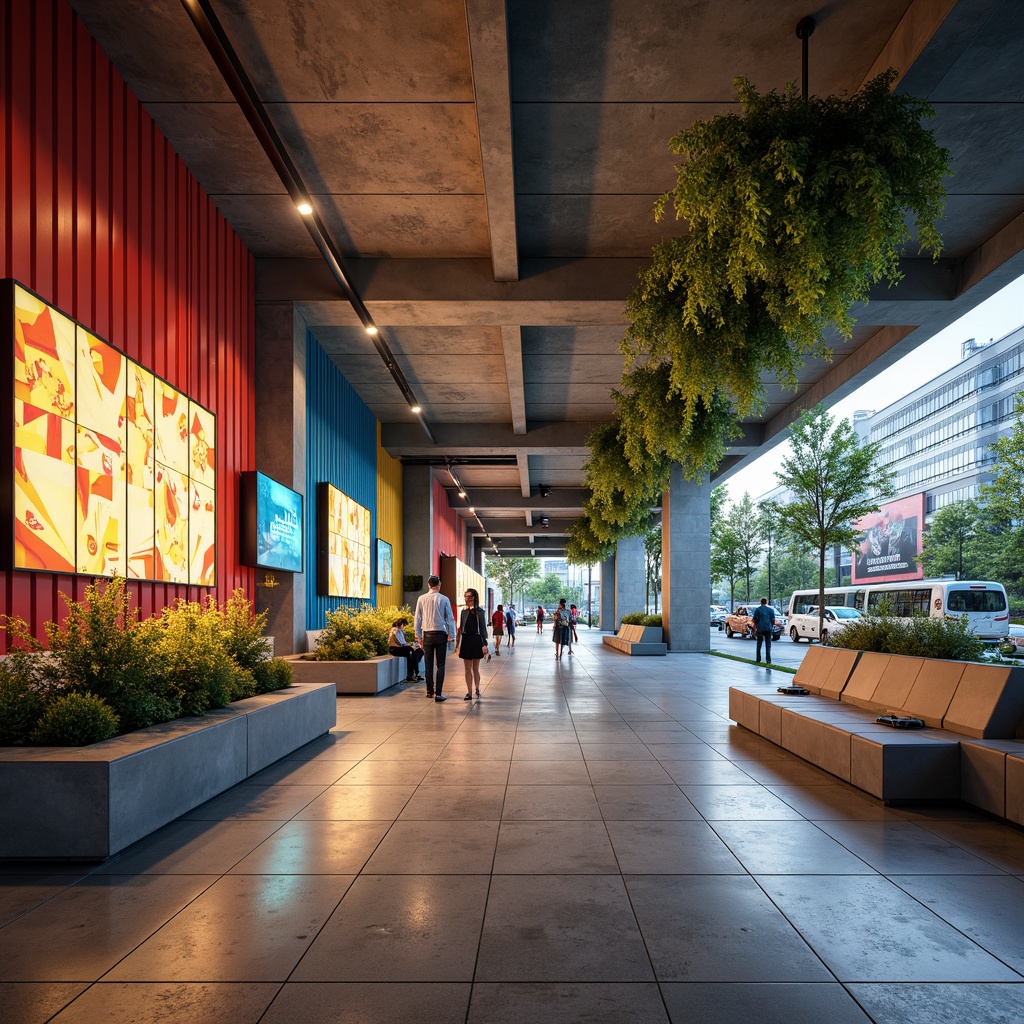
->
[614, 535, 646, 628]
[254, 302, 307, 655]
[599, 555, 615, 631]
[402, 464, 433, 601]
[662, 466, 711, 652]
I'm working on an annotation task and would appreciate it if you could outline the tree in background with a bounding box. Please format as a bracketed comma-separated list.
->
[776, 405, 894, 640]
[920, 500, 990, 581]
[526, 573, 581, 610]
[484, 557, 540, 610]
[756, 498, 784, 603]
[644, 524, 663, 613]
[981, 395, 1024, 596]
[724, 492, 759, 601]
[711, 517, 745, 610]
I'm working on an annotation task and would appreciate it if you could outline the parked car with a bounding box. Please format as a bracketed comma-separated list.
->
[724, 605, 783, 641]
[788, 605, 861, 645]
[710, 605, 727, 629]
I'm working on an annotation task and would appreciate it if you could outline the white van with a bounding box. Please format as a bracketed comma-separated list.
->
[787, 605, 862, 645]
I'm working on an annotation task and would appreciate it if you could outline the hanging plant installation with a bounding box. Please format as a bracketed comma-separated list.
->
[568, 56, 950, 564]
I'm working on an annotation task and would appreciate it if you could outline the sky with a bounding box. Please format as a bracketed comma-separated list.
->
[720, 273, 1024, 503]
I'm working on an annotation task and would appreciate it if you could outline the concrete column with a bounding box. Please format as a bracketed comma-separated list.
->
[402, 464, 433, 599]
[662, 465, 711, 652]
[614, 535, 646, 628]
[254, 302, 307, 655]
[599, 555, 615, 631]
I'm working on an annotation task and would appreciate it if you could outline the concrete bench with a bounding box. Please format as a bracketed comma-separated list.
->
[602, 623, 667, 656]
[730, 646, 1024, 815]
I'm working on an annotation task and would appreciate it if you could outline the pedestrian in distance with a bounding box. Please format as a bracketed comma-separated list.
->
[553, 598, 572, 659]
[413, 574, 456, 701]
[457, 588, 489, 700]
[536, 606, 545, 633]
[504, 604, 517, 648]
[752, 597, 776, 666]
[490, 603, 505, 656]
[569, 604, 580, 650]
[388, 617, 423, 681]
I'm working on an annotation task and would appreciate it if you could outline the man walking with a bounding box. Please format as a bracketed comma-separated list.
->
[752, 597, 776, 666]
[414, 574, 456, 701]
[504, 604, 516, 648]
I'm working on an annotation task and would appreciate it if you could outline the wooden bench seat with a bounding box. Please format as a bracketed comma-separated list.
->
[602, 623, 667, 656]
[730, 645, 1024, 816]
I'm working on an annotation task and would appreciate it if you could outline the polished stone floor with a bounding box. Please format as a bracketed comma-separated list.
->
[3, 628, 1024, 1023]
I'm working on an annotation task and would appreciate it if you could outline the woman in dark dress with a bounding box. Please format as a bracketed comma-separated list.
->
[456, 588, 489, 700]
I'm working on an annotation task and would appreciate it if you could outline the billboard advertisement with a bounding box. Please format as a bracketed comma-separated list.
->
[851, 493, 925, 585]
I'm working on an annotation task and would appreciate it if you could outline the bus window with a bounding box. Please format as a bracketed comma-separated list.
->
[947, 589, 1007, 613]
[853, 590, 865, 611]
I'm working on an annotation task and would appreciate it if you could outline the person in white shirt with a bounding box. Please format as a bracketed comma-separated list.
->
[413, 574, 456, 701]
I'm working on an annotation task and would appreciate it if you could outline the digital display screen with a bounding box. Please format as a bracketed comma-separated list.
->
[241, 471, 303, 573]
[376, 538, 393, 587]
[318, 482, 371, 598]
[8, 283, 215, 584]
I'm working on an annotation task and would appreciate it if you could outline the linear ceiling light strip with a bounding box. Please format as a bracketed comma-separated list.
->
[179, 0, 435, 443]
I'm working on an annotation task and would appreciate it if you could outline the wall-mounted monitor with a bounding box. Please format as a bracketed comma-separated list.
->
[240, 471, 303, 573]
[376, 538, 393, 587]
[4, 280, 216, 584]
[318, 482, 371, 598]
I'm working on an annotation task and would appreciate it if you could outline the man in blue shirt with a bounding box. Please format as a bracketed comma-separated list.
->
[413, 575, 456, 701]
[751, 597, 776, 666]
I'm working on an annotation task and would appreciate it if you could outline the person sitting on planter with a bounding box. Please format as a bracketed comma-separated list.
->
[388, 617, 424, 681]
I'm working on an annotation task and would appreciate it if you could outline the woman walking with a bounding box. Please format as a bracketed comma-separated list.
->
[457, 588, 490, 700]
[553, 598, 572, 659]
[536, 606, 545, 633]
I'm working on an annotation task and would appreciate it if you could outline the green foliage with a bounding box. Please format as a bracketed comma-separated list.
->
[0, 652, 45, 745]
[30, 692, 119, 746]
[484, 557, 541, 605]
[578, 71, 947, 544]
[831, 609, 985, 661]
[620, 613, 662, 627]
[316, 604, 411, 661]
[0, 578, 282, 745]
[920, 500, 992, 581]
[526, 575, 581, 610]
[253, 657, 293, 694]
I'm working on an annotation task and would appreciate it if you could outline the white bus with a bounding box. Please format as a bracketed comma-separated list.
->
[786, 579, 1010, 641]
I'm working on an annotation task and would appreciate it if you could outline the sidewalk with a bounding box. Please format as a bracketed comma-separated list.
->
[2, 628, 1023, 1023]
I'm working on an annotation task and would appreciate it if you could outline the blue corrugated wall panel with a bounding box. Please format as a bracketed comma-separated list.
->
[306, 331, 379, 629]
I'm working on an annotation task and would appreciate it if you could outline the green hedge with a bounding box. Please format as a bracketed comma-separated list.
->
[0, 577, 291, 747]
[314, 604, 412, 661]
[830, 610, 986, 661]
[620, 613, 662, 627]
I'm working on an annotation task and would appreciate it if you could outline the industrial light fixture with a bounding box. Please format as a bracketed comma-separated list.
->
[365, 325, 378, 336]
[296, 200, 313, 216]
[538, 484, 551, 498]
[410, 404, 422, 414]
[541, 517, 550, 528]
[458, 489, 467, 498]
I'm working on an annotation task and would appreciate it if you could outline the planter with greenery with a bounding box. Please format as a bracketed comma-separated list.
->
[287, 604, 415, 694]
[569, 71, 949, 563]
[0, 579, 335, 859]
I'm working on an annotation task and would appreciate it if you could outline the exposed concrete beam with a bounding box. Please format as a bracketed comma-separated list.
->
[861, 0, 959, 86]
[441, 487, 589, 510]
[465, 0, 518, 282]
[502, 326, 527, 433]
[517, 453, 531, 497]
[262, 256, 959, 327]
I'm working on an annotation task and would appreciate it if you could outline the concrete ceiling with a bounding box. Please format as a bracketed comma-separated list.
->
[70, 0, 1024, 559]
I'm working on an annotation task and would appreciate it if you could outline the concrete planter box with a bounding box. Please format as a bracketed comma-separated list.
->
[285, 654, 408, 695]
[0, 681, 337, 861]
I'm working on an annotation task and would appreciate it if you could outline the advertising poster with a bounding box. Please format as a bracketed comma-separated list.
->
[851, 493, 925, 585]
[7, 285, 216, 583]
[13, 286, 77, 572]
[75, 328, 127, 576]
[376, 539, 393, 587]
[255, 473, 303, 573]
[323, 483, 371, 598]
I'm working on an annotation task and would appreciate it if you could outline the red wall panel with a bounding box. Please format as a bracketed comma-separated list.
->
[432, 478, 465, 573]
[1, 0, 256, 642]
